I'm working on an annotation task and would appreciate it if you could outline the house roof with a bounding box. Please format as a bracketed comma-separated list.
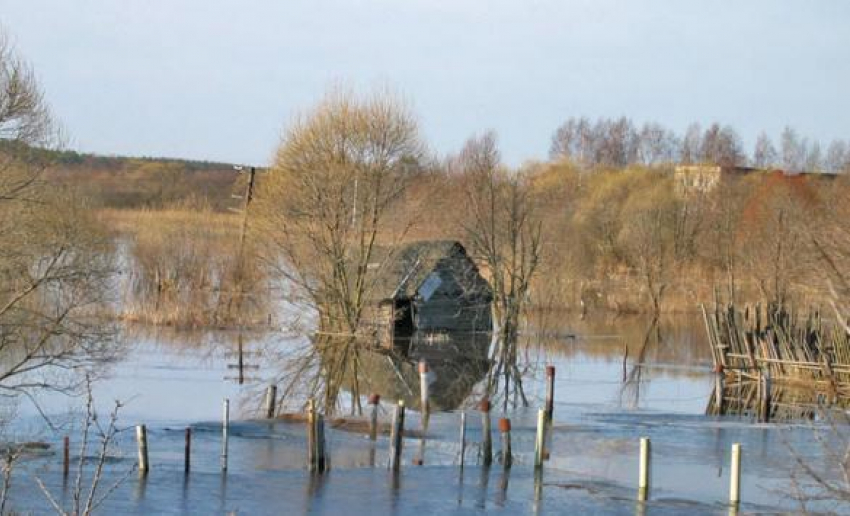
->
[364, 240, 491, 302]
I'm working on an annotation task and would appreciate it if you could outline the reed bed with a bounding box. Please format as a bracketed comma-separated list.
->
[97, 208, 271, 328]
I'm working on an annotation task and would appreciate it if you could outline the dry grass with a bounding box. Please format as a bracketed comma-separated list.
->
[97, 207, 271, 328]
[96, 207, 240, 237]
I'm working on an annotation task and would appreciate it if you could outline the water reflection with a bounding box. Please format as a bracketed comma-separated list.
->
[347, 331, 490, 412]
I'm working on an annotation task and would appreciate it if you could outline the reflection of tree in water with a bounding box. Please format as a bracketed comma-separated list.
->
[620, 317, 662, 409]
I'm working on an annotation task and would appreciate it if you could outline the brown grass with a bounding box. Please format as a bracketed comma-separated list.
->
[98, 207, 271, 328]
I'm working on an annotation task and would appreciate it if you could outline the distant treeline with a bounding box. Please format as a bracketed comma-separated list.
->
[550, 117, 850, 173]
[0, 140, 243, 210]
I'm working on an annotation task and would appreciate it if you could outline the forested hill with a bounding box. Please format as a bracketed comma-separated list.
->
[1, 140, 243, 210]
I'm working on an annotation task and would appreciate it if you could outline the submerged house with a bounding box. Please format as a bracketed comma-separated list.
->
[362, 240, 493, 351]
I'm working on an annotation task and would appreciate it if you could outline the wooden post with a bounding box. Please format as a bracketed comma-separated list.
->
[419, 361, 430, 430]
[714, 365, 726, 415]
[534, 409, 546, 469]
[762, 368, 772, 423]
[638, 437, 650, 501]
[545, 366, 556, 421]
[264, 385, 277, 419]
[368, 394, 380, 441]
[459, 412, 467, 470]
[389, 400, 405, 471]
[237, 336, 244, 385]
[307, 399, 316, 472]
[480, 399, 492, 467]
[315, 413, 327, 473]
[184, 427, 191, 474]
[221, 398, 229, 472]
[136, 425, 149, 475]
[62, 436, 70, 477]
[730, 443, 742, 507]
[498, 418, 512, 469]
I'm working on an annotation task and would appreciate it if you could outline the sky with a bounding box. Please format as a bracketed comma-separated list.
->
[0, 0, 848, 167]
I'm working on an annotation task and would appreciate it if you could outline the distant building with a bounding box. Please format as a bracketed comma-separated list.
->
[359, 240, 493, 352]
[673, 164, 759, 195]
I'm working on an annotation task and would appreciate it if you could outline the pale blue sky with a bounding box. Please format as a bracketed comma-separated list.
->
[1, 0, 847, 166]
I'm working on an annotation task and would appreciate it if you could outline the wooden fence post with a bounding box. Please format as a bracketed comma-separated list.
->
[316, 413, 327, 473]
[638, 437, 650, 501]
[221, 399, 229, 472]
[459, 412, 467, 470]
[419, 361, 430, 430]
[714, 365, 725, 415]
[184, 427, 191, 474]
[265, 385, 277, 419]
[63, 436, 70, 478]
[368, 394, 380, 441]
[761, 368, 772, 423]
[307, 399, 316, 472]
[545, 366, 556, 421]
[498, 418, 512, 469]
[389, 400, 405, 471]
[480, 399, 492, 467]
[730, 443, 742, 507]
[136, 425, 149, 475]
[534, 409, 546, 469]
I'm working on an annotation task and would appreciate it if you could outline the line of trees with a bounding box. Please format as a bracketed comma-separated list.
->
[550, 116, 850, 173]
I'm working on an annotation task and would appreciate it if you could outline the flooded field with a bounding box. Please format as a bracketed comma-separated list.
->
[4, 314, 848, 514]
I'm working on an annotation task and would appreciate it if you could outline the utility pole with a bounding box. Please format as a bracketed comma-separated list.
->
[225, 165, 261, 384]
[238, 166, 257, 251]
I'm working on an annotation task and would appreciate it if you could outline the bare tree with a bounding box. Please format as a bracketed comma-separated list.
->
[35, 379, 134, 516]
[680, 123, 703, 164]
[825, 140, 849, 174]
[0, 31, 55, 146]
[0, 28, 116, 403]
[257, 87, 425, 414]
[637, 122, 678, 166]
[781, 126, 805, 172]
[616, 175, 688, 316]
[458, 131, 542, 409]
[700, 123, 743, 167]
[753, 132, 778, 168]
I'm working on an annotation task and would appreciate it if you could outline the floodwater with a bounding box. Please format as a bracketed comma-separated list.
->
[4, 314, 848, 514]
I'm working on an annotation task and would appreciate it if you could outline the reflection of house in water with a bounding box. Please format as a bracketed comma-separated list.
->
[354, 331, 491, 411]
[362, 240, 493, 352]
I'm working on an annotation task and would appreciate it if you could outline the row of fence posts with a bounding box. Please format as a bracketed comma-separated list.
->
[117, 367, 744, 509]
